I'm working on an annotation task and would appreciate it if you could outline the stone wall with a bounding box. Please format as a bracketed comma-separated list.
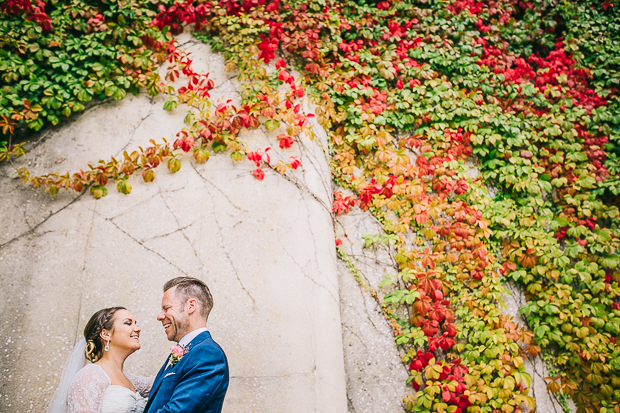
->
[336, 210, 409, 413]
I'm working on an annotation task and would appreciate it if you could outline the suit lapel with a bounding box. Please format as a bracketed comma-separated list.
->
[162, 332, 210, 371]
[144, 331, 212, 412]
[145, 354, 170, 410]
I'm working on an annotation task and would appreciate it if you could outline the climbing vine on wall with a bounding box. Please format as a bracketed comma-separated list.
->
[0, 0, 175, 135]
[2, 0, 620, 412]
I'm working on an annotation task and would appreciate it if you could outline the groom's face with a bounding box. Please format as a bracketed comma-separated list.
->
[157, 286, 190, 342]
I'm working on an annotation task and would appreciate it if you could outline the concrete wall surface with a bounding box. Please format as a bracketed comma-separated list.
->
[336, 210, 410, 413]
[0, 36, 351, 413]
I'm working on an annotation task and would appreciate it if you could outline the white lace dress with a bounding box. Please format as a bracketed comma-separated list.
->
[67, 364, 154, 413]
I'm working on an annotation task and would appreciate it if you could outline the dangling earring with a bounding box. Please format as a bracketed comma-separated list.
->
[105, 339, 110, 352]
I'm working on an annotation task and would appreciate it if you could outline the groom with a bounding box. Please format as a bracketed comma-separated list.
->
[144, 277, 229, 413]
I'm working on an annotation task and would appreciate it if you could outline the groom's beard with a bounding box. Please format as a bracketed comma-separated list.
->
[172, 315, 191, 342]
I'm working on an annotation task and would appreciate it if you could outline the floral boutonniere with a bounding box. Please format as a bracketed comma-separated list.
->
[169, 345, 188, 368]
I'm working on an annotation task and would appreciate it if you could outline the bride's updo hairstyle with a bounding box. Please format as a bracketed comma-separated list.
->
[83, 306, 126, 362]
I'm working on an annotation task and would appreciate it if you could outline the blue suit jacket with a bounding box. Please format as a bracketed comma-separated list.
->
[144, 331, 229, 413]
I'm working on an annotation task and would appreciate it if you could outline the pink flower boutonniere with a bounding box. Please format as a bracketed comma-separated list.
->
[169, 345, 188, 368]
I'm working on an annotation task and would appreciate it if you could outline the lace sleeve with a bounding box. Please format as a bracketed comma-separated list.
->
[67, 364, 110, 413]
[126, 372, 155, 398]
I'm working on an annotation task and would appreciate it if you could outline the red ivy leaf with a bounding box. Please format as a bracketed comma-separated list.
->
[252, 168, 265, 180]
[279, 135, 294, 149]
[290, 157, 300, 169]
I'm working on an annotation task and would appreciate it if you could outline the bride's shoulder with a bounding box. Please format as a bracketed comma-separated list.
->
[67, 364, 110, 412]
[71, 363, 110, 389]
[76, 363, 104, 376]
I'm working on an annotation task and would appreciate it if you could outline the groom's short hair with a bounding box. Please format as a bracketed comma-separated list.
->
[164, 277, 213, 320]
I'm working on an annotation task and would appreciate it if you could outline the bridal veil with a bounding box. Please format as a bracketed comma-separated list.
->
[46, 339, 87, 413]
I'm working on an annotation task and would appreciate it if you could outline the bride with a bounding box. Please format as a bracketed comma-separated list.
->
[47, 306, 154, 413]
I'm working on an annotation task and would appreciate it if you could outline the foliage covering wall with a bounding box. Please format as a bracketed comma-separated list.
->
[2, 0, 619, 412]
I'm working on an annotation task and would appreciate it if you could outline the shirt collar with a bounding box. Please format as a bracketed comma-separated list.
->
[178, 327, 208, 347]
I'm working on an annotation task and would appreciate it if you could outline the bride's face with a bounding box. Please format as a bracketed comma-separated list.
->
[104, 310, 141, 353]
